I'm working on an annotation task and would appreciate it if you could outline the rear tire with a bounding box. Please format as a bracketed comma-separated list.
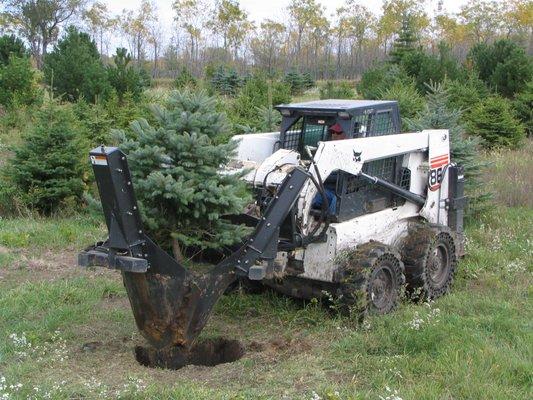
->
[337, 242, 405, 317]
[401, 224, 457, 300]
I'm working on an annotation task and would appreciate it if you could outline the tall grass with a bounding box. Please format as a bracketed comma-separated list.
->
[482, 139, 532, 207]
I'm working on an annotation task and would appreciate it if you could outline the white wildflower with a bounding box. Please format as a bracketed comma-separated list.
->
[310, 390, 321, 400]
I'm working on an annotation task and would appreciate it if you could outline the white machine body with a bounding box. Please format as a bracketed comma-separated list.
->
[230, 129, 453, 283]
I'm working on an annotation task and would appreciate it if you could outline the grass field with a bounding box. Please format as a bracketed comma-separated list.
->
[0, 204, 532, 398]
[0, 114, 531, 399]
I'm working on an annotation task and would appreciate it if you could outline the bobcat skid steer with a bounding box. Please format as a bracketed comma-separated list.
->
[79, 99, 466, 367]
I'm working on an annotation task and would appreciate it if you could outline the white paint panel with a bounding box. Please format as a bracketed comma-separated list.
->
[232, 132, 280, 163]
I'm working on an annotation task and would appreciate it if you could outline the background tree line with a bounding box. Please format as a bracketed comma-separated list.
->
[0, 0, 531, 79]
[0, 0, 530, 248]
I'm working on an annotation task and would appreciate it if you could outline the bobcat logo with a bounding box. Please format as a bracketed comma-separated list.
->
[353, 151, 362, 162]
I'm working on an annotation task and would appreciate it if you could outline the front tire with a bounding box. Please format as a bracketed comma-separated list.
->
[337, 242, 405, 317]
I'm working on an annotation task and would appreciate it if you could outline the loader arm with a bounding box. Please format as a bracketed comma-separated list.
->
[79, 146, 309, 350]
[298, 130, 449, 232]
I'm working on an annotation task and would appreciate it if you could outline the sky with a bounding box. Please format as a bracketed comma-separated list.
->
[105, 0, 475, 33]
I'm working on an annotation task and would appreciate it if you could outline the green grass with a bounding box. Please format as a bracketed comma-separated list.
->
[0, 214, 104, 250]
[0, 207, 531, 399]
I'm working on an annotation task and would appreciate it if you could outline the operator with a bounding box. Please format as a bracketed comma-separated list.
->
[311, 123, 346, 215]
[328, 122, 347, 141]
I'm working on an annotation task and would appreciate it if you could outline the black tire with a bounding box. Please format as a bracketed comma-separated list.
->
[401, 224, 457, 300]
[337, 242, 405, 317]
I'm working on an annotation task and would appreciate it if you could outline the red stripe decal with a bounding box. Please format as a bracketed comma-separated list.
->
[430, 154, 449, 162]
[431, 161, 449, 168]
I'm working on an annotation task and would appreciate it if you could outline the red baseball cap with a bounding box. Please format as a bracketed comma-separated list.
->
[329, 123, 343, 133]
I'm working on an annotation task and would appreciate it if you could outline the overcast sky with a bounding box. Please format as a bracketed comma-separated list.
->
[105, 0, 474, 32]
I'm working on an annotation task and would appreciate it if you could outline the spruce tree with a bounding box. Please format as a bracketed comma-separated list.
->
[466, 96, 525, 149]
[390, 13, 418, 64]
[0, 55, 40, 107]
[513, 80, 532, 137]
[319, 81, 356, 100]
[379, 80, 424, 129]
[301, 72, 315, 89]
[7, 101, 85, 214]
[284, 68, 305, 95]
[113, 90, 251, 260]
[211, 65, 241, 96]
[230, 73, 291, 130]
[175, 66, 197, 89]
[407, 83, 489, 214]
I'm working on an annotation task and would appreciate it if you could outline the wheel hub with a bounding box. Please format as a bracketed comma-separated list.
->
[428, 244, 449, 287]
[370, 267, 394, 309]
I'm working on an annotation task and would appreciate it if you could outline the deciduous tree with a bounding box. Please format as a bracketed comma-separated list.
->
[3, 0, 84, 68]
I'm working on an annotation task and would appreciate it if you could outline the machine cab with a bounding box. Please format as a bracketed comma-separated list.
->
[275, 99, 401, 155]
[273, 100, 406, 222]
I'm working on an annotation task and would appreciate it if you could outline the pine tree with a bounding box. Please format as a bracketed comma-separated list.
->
[107, 47, 148, 101]
[390, 13, 418, 64]
[407, 83, 489, 215]
[0, 34, 27, 66]
[7, 101, 85, 214]
[43, 26, 110, 102]
[113, 90, 251, 261]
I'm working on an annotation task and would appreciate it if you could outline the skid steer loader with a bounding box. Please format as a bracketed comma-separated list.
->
[79, 99, 466, 367]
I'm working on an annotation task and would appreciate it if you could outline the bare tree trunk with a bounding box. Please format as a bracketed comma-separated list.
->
[336, 35, 342, 79]
[172, 238, 184, 262]
[40, 38, 49, 69]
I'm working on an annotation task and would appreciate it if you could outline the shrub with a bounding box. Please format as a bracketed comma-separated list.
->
[175, 66, 197, 89]
[0, 55, 41, 108]
[466, 96, 526, 149]
[43, 26, 110, 103]
[407, 83, 488, 214]
[5, 102, 85, 214]
[113, 90, 251, 260]
[357, 63, 411, 99]
[319, 81, 356, 100]
[469, 39, 533, 98]
[0, 34, 27, 66]
[513, 80, 532, 137]
[107, 48, 148, 101]
[379, 80, 424, 129]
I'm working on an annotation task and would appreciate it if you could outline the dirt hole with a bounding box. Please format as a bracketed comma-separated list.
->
[135, 337, 244, 370]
